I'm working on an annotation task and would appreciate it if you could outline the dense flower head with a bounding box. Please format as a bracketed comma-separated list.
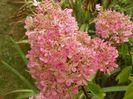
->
[76, 33, 118, 74]
[90, 38, 118, 74]
[96, 10, 133, 43]
[26, 31, 96, 99]
[26, 1, 118, 99]
[25, 0, 78, 34]
[27, 31, 118, 99]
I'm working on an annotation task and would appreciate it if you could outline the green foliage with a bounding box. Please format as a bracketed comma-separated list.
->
[10, 37, 28, 65]
[73, 0, 84, 25]
[5, 89, 35, 99]
[102, 0, 109, 8]
[0, 78, 6, 88]
[129, 76, 133, 81]
[129, 38, 133, 43]
[16, 93, 35, 99]
[5, 89, 34, 95]
[119, 44, 128, 58]
[116, 66, 132, 84]
[109, 0, 133, 20]
[79, 23, 89, 32]
[0, 37, 37, 98]
[102, 86, 127, 92]
[124, 81, 133, 99]
[0, 78, 7, 95]
[87, 82, 105, 99]
[1, 61, 37, 93]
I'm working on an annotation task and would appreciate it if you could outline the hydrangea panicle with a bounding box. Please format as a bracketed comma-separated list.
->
[96, 10, 133, 44]
[26, 1, 118, 99]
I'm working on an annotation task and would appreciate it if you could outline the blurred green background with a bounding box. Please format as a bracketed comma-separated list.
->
[0, 0, 32, 98]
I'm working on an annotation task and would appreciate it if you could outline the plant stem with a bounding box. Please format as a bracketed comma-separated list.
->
[81, 86, 89, 99]
[102, 86, 127, 93]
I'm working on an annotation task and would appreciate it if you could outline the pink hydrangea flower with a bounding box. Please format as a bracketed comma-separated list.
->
[76, 32, 118, 74]
[26, 1, 118, 99]
[90, 38, 118, 74]
[96, 10, 133, 43]
[25, 0, 78, 34]
[26, 31, 96, 98]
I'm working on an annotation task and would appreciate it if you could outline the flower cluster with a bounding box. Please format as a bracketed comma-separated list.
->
[26, 1, 118, 99]
[90, 38, 118, 74]
[25, 0, 78, 34]
[96, 10, 133, 43]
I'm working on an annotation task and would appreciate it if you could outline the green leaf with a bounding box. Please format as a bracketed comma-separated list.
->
[129, 76, 133, 81]
[116, 66, 132, 84]
[16, 93, 34, 99]
[16, 40, 29, 44]
[5, 89, 34, 95]
[87, 82, 105, 99]
[10, 37, 28, 65]
[80, 24, 86, 32]
[61, 0, 69, 8]
[102, 86, 127, 92]
[1, 61, 37, 92]
[74, 0, 84, 24]
[119, 44, 128, 58]
[124, 82, 133, 99]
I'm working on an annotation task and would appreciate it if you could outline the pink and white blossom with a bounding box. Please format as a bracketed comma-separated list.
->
[26, 1, 118, 99]
[96, 10, 133, 43]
